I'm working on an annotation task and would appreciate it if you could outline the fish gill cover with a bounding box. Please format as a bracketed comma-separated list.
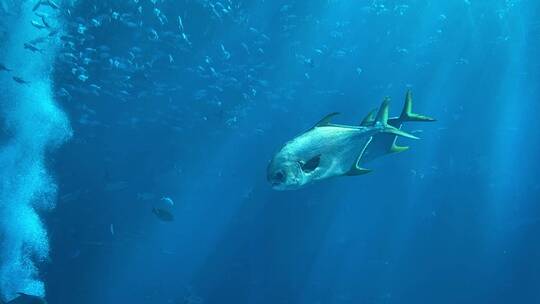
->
[0, 0, 71, 301]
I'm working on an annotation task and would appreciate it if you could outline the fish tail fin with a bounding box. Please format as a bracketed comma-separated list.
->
[390, 143, 410, 153]
[373, 97, 418, 139]
[400, 91, 436, 122]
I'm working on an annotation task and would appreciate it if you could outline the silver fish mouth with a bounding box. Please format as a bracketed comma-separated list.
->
[268, 170, 286, 185]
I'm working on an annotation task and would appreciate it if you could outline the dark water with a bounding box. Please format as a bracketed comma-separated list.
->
[1, 0, 540, 303]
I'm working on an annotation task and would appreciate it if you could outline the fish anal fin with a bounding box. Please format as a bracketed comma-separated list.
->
[346, 137, 373, 176]
[390, 143, 409, 153]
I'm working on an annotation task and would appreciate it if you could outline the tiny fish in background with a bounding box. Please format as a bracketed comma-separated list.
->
[152, 207, 174, 222]
[0, 63, 11, 72]
[161, 196, 174, 206]
[12, 76, 30, 85]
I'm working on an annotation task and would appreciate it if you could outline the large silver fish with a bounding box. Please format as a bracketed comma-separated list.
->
[267, 91, 435, 190]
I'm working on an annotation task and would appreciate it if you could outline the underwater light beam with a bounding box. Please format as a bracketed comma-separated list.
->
[0, 0, 71, 301]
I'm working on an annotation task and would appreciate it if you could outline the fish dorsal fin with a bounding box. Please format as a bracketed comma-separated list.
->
[313, 112, 340, 128]
[360, 108, 377, 126]
[375, 97, 390, 126]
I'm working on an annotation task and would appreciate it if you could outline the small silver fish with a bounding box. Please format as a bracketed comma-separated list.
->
[152, 207, 174, 222]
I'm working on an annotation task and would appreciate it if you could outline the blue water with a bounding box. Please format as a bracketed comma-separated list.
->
[1, 0, 539, 303]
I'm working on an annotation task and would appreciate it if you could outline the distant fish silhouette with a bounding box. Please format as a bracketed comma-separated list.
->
[160, 196, 174, 206]
[32, 0, 59, 12]
[1, 293, 47, 304]
[0, 63, 12, 72]
[152, 207, 174, 222]
[12, 76, 30, 85]
[23, 43, 42, 53]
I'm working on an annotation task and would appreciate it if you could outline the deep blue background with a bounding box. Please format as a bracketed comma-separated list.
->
[41, 0, 540, 303]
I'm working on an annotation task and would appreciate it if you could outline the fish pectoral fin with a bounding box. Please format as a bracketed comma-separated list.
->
[346, 166, 372, 176]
